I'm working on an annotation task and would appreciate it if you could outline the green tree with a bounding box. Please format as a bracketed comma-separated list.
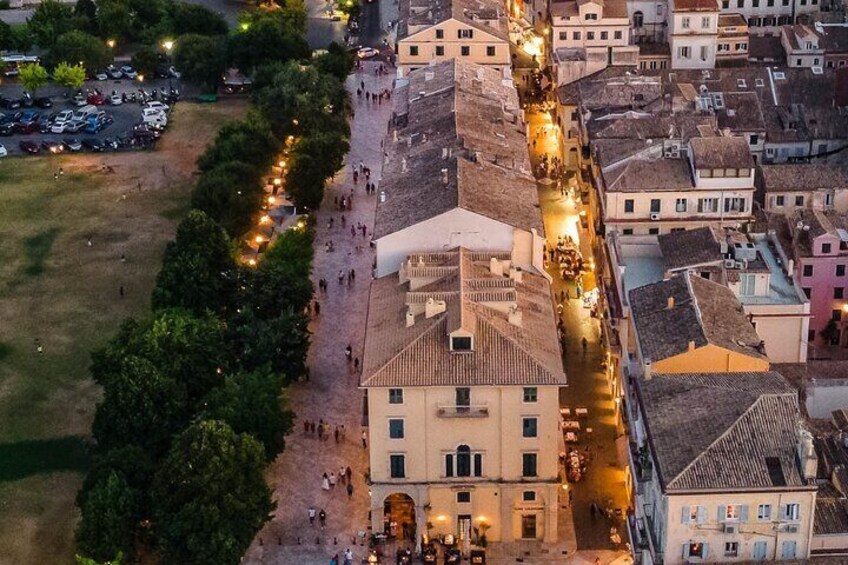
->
[18, 63, 47, 94]
[53, 61, 87, 91]
[96, 0, 133, 44]
[197, 114, 281, 173]
[191, 160, 264, 237]
[231, 310, 310, 382]
[203, 367, 294, 460]
[92, 309, 230, 404]
[172, 33, 227, 90]
[79, 445, 155, 511]
[91, 354, 191, 456]
[27, 0, 79, 48]
[228, 8, 310, 73]
[243, 228, 315, 316]
[130, 45, 159, 78]
[152, 421, 274, 565]
[76, 472, 139, 562]
[313, 41, 354, 82]
[73, 0, 98, 32]
[49, 31, 110, 73]
[170, 3, 228, 36]
[253, 61, 349, 140]
[75, 554, 124, 565]
[151, 210, 238, 315]
[285, 131, 349, 210]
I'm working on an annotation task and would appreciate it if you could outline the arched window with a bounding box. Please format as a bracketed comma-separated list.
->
[633, 11, 644, 28]
[457, 445, 471, 477]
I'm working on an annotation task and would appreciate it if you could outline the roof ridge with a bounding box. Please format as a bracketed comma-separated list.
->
[667, 391, 766, 488]
[473, 304, 560, 380]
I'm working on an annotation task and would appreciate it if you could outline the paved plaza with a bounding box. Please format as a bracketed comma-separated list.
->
[243, 62, 395, 565]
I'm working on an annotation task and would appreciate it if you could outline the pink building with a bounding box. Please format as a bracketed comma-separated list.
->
[783, 209, 848, 351]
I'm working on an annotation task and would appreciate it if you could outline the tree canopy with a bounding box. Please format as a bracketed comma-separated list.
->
[18, 63, 48, 94]
[75, 472, 139, 562]
[152, 421, 274, 564]
[48, 31, 111, 73]
[53, 62, 86, 90]
[172, 33, 228, 90]
[197, 114, 281, 174]
[191, 160, 265, 238]
[27, 0, 82, 48]
[228, 8, 310, 73]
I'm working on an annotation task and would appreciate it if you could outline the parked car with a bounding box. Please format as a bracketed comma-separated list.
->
[95, 71, 109, 81]
[64, 119, 86, 133]
[108, 93, 123, 105]
[19, 140, 39, 154]
[120, 65, 138, 79]
[72, 105, 98, 122]
[82, 138, 104, 152]
[0, 144, 8, 157]
[87, 92, 105, 106]
[0, 96, 21, 109]
[34, 96, 52, 108]
[17, 110, 39, 124]
[63, 138, 82, 152]
[106, 65, 123, 79]
[14, 121, 39, 134]
[145, 101, 170, 113]
[357, 47, 379, 59]
[41, 139, 63, 153]
[72, 91, 86, 106]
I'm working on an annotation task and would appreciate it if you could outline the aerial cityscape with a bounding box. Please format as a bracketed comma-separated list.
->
[0, 0, 848, 563]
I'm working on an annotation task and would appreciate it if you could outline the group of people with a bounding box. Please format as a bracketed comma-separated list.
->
[304, 418, 348, 443]
[548, 235, 587, 282]
[320, 466, 355, 499]
[356, 86, 391, 105]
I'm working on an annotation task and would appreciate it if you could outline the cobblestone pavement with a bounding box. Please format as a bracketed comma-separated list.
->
[243, 61, 395, 565]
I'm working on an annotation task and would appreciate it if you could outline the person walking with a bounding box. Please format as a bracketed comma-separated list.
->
[346, 466, 352, 482]
[308, 506, 317, 526]
[334, 426, 340, 443]
[329, 472, 337, 487]
[322, 473, 330, 491]
[319, 509, 327, 529]
[361, 430, 367, 448]
[347, 482, 354, 499]
[345, 344, 352, 361]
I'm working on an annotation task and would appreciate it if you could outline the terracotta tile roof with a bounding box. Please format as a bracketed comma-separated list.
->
[629, 272, 766, 363]
[636, 371, 809, 491]
[375, 60, 542, 240]
[761, 163, 848, 192]
[361, 248, 566, 387]
[605, 158, 695, 192]
[672, 0, 720, 12]
[658, 226, 724, 271]
[689, 136, 754, 170]
[398, 0, 508, 40]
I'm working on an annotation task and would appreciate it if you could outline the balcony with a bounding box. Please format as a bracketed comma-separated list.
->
[437, 405, 489, 418]
[629, 442, 653, 494]
[626, 511, 649, 564]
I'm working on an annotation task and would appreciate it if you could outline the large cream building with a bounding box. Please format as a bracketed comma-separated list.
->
[626, 371, 818, 565]
[361, 249, 567, 546]
[395, 0, 511, 77]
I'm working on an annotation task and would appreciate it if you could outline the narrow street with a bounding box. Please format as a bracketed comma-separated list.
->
[523, 103, 631, 552]
[243, 62, 394, 565]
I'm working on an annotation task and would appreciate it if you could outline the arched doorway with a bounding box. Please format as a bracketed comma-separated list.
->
[383, 493, 416, 541]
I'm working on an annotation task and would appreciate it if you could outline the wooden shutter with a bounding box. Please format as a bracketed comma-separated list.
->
[681, 506, 691, 524]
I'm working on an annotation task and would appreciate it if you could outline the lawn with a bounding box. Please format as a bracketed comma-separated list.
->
[0, 100, 248, 565]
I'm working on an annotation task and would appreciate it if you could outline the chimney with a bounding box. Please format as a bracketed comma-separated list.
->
[393, 129, 398, 142]
[508, 305, 523, 327]
[509, 267, 523, 283]
[441, 168, 449, 186]
[667, 296, 675, 309]
[442, 147, 449, 159]
[489, 257, 504, 276]
[406, 311, 416, 327]
[401, 157, 408, 173]
[425, 298, 447, 318]
[424, 71, 434, 81]
[643, 359, 652, 380]
[688, 340, 696, 351]
[797, 428, 818, 480]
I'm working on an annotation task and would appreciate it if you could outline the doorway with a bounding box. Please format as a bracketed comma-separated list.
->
[384, 493, 416, 541]
[521, 514, 537, 539]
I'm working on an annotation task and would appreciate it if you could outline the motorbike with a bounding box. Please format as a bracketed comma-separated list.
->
[421, 545, 437, 563]
[445, 549, 462, 564]
[395, 548, 412, 565]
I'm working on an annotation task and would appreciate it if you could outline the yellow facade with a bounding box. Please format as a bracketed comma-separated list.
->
[651, 344, 769, 374]
[367, 384, 561, 544]
[397, 20, 511, 77]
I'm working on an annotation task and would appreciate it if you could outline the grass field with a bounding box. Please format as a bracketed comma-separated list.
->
[0, 100, 248, 565]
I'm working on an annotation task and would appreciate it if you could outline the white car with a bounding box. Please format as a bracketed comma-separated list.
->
[109, 93, 123, 105]
[168, 66, 181, 79]
[357, 47, 379, 59]
[95, 71, 108, 81]
[120, 65, 138, 79]
[0, 144, 8, 157]
[145, 101, 170, 113]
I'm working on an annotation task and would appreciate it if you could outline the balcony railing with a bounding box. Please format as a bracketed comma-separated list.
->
[437, 405, 489, 418]
[626, 511, 649, 564]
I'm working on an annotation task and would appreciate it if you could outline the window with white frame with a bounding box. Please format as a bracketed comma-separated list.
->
[700, 45, 709, 61]
[757, 504, 772, 521]
[676, 198, 687, 212]
[724, 197, 746, 213]
[679, 46, 691, 58]
[701, 16, 711, 28]
[698, 198, 719, 213]
[725, 542, 739, 557]
[682, 16, 691, 28]
[444, 445, 483, 477]
[739, 273, 756, 296]
[725, 504, 740, 520]
[782, 503, 800, 521]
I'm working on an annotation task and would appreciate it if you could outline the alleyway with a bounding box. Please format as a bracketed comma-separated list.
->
[243, 61, 394, 565]
[525, 107, 631, 553]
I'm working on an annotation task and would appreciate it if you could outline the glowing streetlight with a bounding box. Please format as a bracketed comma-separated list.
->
[255, 235, 265, 244]
[267, 196, 277, 204]
[162, 40, 174, 52]
[137, 74, 145, 82]
[106, 39, 116, 49]
[240, 22, 250, 31]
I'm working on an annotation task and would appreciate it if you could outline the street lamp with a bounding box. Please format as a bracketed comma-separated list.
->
[162, 40, 175, 92]
[106, 39, 116, 49]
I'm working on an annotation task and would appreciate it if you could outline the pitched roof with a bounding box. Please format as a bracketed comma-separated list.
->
[361, 248, 566, 387]
[637, 371, 808, 491]
[658, 226, 724, 271]
[672, 0, 720, 11]
[689, 136, 754, 170]
[761, 163, 848, 192]
[397, 0, 508, 40]
[375, 60, 542, 240]
[604, 158, 695, 192]
[628, 272, 766, 363]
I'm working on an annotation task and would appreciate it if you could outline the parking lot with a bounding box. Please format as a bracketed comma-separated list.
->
[0, 75, 193, 156]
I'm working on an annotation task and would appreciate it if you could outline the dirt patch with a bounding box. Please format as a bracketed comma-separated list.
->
[0, 99, 248, 565]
